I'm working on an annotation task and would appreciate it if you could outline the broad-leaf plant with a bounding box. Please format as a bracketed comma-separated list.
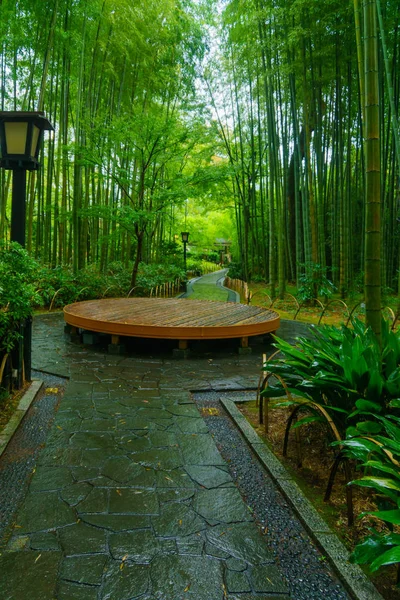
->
[262, 319, 400, 579]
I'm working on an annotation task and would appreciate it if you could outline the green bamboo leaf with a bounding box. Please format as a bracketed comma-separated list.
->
[346, 426, 360, 438]
[355, 399, 382, 413]
[269, 400, 297, 409]
[356, 421, 382, 434]
[260, 387, 287, 399]
[341, 438, 383, 452]
[386, 369, 400, 396]
[366, 369, 384, 401]
[370, 546, 400, 572]
[350, 536, 390, 565]
[353, 477, 400, 493]
[326, 406, 349, 414]
[373, 436, 400, 455]
[368, 509, 400, 525]
[291, 415, 325, 429]
[362, 461, 400, 480]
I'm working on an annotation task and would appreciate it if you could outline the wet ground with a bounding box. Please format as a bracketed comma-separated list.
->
[0, 309, 355, 600]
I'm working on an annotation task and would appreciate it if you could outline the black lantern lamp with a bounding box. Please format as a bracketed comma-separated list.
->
[0, 111, 54, 171]
[0, 111, 54, 387]
[181, 231, 189, 273]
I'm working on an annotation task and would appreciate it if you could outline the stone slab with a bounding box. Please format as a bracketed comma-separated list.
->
[206, 522, 274, 564]
[109, 530, 160, 562]
[193, 487, 252, 524]
[177, 433, 225, 465]
[185, 464, 233, 488]
[81, 514, 151, 532]
[0, 551, 61, 600]
[60, 554, 107, 585]
[250, 564, 289, 594]
[109, 489, 159, 515]
[102, 562, 150, 599]
[59, 522, 107, 555]
[16, 491, 76, 533]
[150, 555, 223, 599]
[152, 502, 205, 537]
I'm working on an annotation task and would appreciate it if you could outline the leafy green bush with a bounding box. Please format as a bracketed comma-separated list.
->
[106, 262, 132, 294]
[227, 262, 244, 280]
[263, 317, 400, 578]
[0, 243, 42, 352]
[186, 257, 203, 276]
[34, 264, 111, 308]
[262, 319, 400, 433]
[202, 250, 219, 264]
[297, 262, 336, 302]
[135, 263, 185, 295]
[32, 261, 186, 307]
[338, 404, 400, 577]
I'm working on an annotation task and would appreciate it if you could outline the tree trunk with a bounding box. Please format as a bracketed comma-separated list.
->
[364, 0, 381, 341]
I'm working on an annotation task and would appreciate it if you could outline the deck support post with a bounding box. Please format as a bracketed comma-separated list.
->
[82, 330, 100, 345]
[173, 339, 190, 358]
[108, 334, 126, 355]
[238, 336, 252, 355]
[65, 325, 82, 344]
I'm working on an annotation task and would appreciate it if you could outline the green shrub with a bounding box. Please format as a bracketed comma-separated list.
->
[0, 243, 42, 352]
[263, 317, 400, 578]
[297, 262, 336, 302]
[262, 318, 400, 433]
[135, 263, 185, 295]
[227, 262, 244, 280]
[338, 405, 400, 578]
[202, 250, 219, 264]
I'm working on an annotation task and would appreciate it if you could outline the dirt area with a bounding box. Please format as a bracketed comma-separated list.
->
[0, 383, 30, 431]
[238, 400, 400, 600]
[248, 282, 399, 329]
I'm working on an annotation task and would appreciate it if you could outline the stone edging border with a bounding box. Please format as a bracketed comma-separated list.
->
[216, 273, 240, 303]
[220, 397, 384, 600]
[0, 379, 43, 457]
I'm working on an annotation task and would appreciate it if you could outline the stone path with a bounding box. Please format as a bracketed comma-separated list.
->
[181, 269, 238, 302]
[0, 312, 357, 600]
[0, 314, 293, 600]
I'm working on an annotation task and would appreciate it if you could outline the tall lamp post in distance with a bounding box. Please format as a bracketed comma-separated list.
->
[0, 111, 54, 386]
[181, 231, 189, 274]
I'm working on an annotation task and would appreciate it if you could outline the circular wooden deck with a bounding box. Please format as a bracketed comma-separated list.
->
[63, 298, 280, 341]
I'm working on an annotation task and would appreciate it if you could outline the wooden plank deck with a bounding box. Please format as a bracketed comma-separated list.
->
[63, 298, 280, 341]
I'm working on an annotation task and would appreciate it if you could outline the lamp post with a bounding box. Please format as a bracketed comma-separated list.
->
[181, 231, 189, 273]
[0, 111, 54, 385]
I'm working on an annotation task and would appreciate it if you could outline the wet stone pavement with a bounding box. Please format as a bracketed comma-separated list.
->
[0, 314, 342, 600]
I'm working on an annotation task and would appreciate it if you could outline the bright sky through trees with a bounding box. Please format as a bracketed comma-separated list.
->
[0, 0, 398, 334]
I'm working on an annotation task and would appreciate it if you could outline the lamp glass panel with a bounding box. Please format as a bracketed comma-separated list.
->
[30, 125, 40, 157]
[4, 122, 28, 154]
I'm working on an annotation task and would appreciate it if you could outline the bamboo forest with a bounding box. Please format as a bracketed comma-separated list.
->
[0, 0, 398, 319]
[3, 1, 400, 598]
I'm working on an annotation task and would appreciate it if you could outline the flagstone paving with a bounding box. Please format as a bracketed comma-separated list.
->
[0, 314, 339, 599]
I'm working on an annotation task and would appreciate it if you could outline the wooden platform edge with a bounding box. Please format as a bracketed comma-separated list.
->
[63, 305, 280, 341]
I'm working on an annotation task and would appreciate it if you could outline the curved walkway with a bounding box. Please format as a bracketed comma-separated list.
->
[180, 269, 239, 303]
[0, 315, 379, 600]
